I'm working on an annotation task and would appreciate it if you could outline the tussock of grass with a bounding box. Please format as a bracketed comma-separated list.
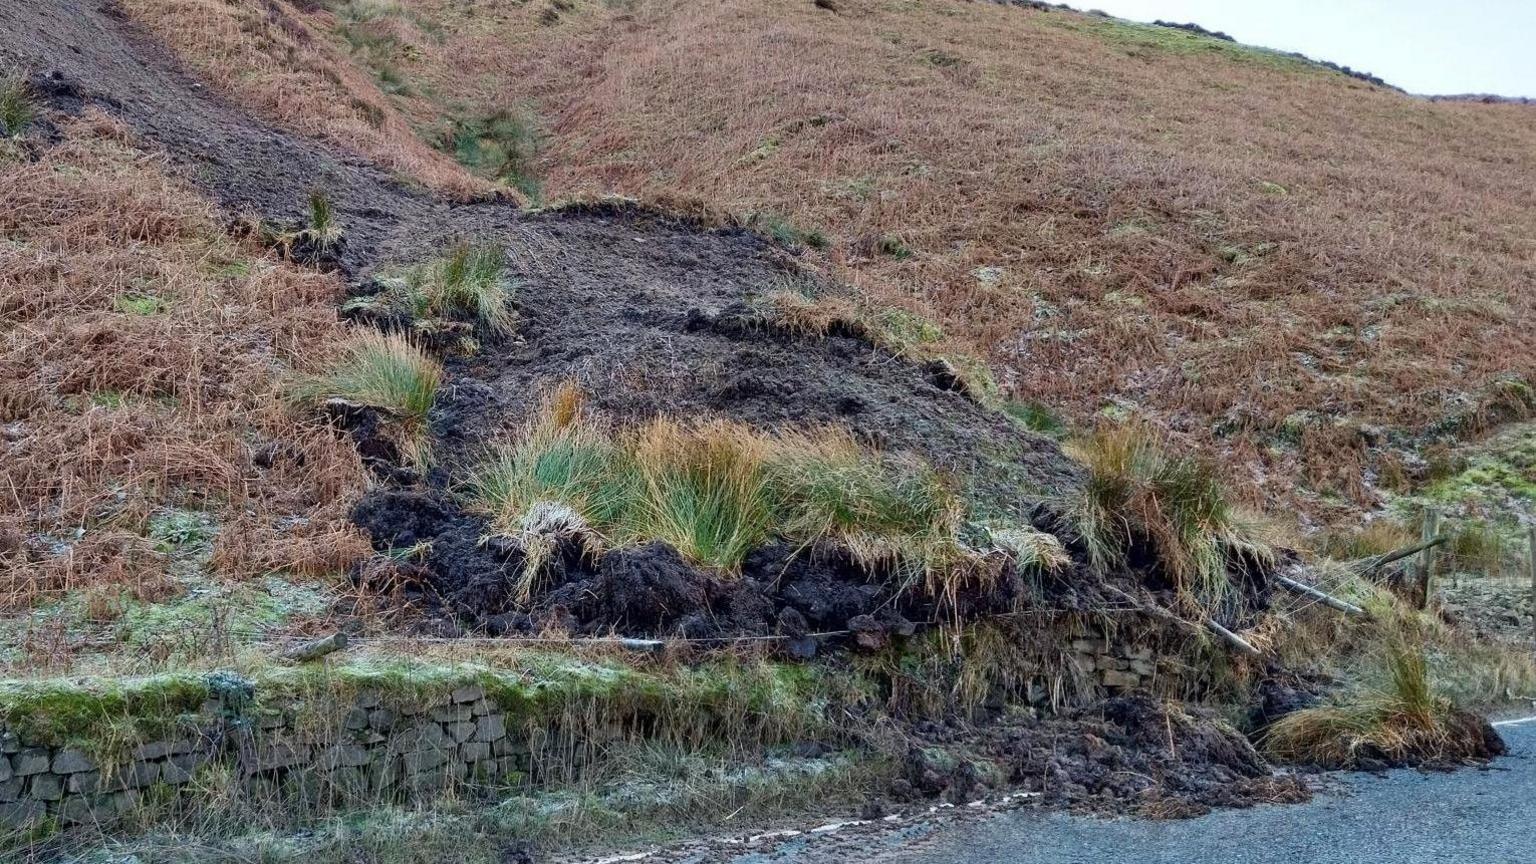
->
[304, 189, 342, 254]
[440, 109, 541, 198]
[1262, 644, 1466, 768]
[0, 73, 34, 138]
[1067, 426, 1272, 601]
[292, 331, 441, 464]
[351, 241, 515, 337]
[471, 388, 974, 578]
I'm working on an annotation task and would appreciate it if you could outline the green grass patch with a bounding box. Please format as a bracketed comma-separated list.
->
[438, 110, 541, 198]
[0, 73, 34, 138]
[349, 241, 515, 338]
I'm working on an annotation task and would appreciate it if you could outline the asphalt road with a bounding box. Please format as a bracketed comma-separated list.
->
[902, 717, 1536, 864]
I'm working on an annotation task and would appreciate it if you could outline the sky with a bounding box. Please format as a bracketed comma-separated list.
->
[1084, 1, 1536, 97]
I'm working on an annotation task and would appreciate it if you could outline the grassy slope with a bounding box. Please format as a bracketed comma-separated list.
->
[267, 0, 1536, 522]
[0, 110, 370, 670]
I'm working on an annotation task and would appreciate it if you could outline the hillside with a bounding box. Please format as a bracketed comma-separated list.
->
[119, 0, 1536, 522]
[2, 1, 1534, 860]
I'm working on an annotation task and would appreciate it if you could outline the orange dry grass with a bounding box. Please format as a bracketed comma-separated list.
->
[0, 111, 370, 610]
[116, 0, 486, 198]
[122, 0, 1536, 517]
[384, 0, 1536, 513]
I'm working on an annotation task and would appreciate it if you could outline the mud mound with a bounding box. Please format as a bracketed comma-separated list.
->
[899, 695, 1310, 817]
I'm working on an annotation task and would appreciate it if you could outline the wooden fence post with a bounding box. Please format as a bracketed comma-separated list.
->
[1527, 525, 1536, 646]
[1417, 508, 1440, 609]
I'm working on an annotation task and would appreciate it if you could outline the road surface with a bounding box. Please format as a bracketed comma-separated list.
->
[900, 716, 1535, 864]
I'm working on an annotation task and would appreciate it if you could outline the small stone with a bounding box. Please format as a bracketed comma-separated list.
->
[451, 684, 485, 704]
[68, 771, 103, 794]
[368, 708, 398, 732]
[159, 758, 194, 785]
[402, 748, 448, 775]
[430, 704, 474, 723]
[12, 749, 49, 776]
[52, 748, 94, 774]
[1101, 669, 1139, 689]
[253, 743, 309, 772]
[127, 760, 160, 788]
[404, 722, 449, 750]
[58, 793, 120, 825]
[0, 799, 44, 830]
[30, 773, 64, 801]
[321, 744, 372, 770]
[474, 714, 507, 743]
[132, 741, 170, 761]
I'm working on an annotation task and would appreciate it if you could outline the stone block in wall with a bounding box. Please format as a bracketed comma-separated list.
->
[460, 742, 491, 764]
[1127, 646, 1154, 661]
[1130, 659, 1156, 677]
[29, 773, 64, 801]
[451, 684, 485, 704]
[431, 703, 474, 724]
[343, 709, 370, 731]
[58, 790, 136, 825]
[0, 776, 23, 803]
[354, 690, 382, 710]
[1070, 654, 1096, 674]
[0, 798, 45, 830]
[132, 741, 171, 761]
[0, 755, 10, 783]
[368, 708, 398, 732]
[470, 699, 492, 717]
[253, 743, 311, 773]
[1101, 669, 1140, 689]
[0, 730, 19, 754]
[474, 714, 507, 743]
[446, 721, 476, 744]
[1071, 639, 1109, 654]
[402, 747, 450, 776]
[328, 765, 370, 800]
[52, 748, 94, 774]
[320, 743, 372, 770]
[13, 748, 49, 776]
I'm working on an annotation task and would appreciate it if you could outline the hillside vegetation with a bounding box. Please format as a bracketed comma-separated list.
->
[117, 0, 1536, 524]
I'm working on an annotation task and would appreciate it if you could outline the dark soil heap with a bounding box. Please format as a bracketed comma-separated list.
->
[902, 695, 1312, 817]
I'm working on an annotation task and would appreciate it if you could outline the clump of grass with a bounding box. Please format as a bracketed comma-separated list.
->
[292, 331, 441, 463]
[441, 110, 541, 198]
[0, 74, 35, 138]
[295, 189, 342, 258]
[1262, 643, 1465, 768]
[350, 241, 515, 338]
[631, 419, 777, 570]
[1003, 400, 1067, 439]
[749, 212, 828, 250]
[470, 387, 980, 578]
[1067, 426, 1272, 601]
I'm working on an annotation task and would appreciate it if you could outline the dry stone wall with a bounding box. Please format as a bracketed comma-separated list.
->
[0, 682, 540, 832]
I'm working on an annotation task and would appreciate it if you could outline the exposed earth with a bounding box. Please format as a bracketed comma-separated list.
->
[559, 716, 1535, 864]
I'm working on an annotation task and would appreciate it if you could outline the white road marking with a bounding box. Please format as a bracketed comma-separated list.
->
[1492, 714, 1536, 728]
